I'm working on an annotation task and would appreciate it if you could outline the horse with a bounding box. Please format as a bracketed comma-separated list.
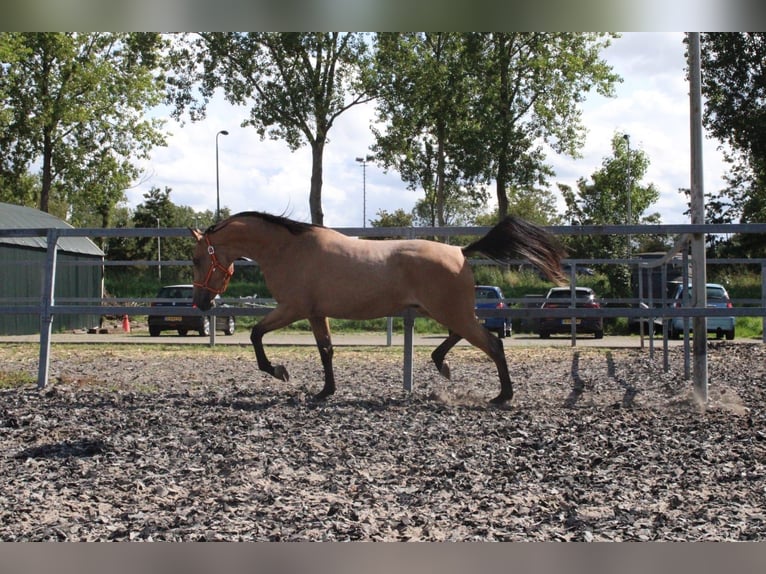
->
[190, 211, 566, 404]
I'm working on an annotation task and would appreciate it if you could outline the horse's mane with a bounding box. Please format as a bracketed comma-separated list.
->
[206, 211, 317, 236]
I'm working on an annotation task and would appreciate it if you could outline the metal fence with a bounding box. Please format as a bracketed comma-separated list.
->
[2, 222, 766, 394]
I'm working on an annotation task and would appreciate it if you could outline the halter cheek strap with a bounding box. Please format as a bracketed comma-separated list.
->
[193, 235, 234, 295]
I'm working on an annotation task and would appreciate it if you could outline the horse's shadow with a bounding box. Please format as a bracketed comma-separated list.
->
[564, 351, 638, 408]
[15, 437, 107, 460]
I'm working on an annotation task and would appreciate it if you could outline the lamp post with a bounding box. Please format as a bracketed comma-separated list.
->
[216, 130, 229, 222]
[355, 155, 374, 227]
[156, 217, 161, 282]
[623, 134, 632, 260]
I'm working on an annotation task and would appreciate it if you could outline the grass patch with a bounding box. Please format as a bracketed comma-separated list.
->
[0, 370, 36, 389]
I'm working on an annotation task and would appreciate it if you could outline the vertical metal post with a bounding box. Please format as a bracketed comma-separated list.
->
[386, 316, 393, 347]
[762, 263, 766, 344]
[37, 229, 59, 389]
[638, 262, 645, 349]
[209, 315, 216, 347]
[689, 32, 708, 403]
[402, 309, 415, 392]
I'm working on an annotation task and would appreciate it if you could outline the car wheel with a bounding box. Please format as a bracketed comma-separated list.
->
[223, 316, 235, 335]
[539, 331, 550, 339]
[149, 327, 160, 337]
[726, 328, 735, 341]
[178, 329, 188, 337]
[669, 325, 681, 340]
[496, 329, 505, 338]
[199, 317, 210, 337]
[594, 330, 604, 339]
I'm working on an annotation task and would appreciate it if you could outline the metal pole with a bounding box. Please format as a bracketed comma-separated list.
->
[37, 229, 59, 389]
[355, 155, 374, 228]
[156, 217, 161, 282]
[623, 134, 632, 260]
[688, 32, 708, 403]
[216, 130, 229, 222]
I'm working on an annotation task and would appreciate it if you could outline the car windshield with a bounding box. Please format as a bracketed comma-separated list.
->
[475, 288, 500, 299]
[707, 286, 727, 300]
[548, 289, 591, 299]
[157, 287, 193, 299]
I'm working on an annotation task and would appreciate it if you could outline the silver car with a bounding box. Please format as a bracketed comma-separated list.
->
[668, 283, 735, 340]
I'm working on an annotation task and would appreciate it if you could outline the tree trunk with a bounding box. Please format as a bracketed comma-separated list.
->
[495, 154, 509, 219]
[40, 131, 53, 213]
[309, 140, 325, 226]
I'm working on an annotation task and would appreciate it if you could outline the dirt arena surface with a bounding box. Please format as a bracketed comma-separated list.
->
[1, 341, 765, 541]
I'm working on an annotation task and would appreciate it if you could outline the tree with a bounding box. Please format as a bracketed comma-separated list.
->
[167, 33, 374, 225]
[464, 33, 620, 218]
[561, 133, 661, 294]
[698, 33, 766, 258]
[371, 33, 487, 228]
[0, 33, 168, 226]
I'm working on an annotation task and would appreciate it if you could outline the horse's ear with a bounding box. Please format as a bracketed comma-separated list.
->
[190, 228, 203, 241]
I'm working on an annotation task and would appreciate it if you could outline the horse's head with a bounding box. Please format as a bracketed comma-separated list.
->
[190, 228, 234, 311]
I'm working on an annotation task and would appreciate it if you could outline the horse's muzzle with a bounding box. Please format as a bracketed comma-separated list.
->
[192, 290, 214, 312]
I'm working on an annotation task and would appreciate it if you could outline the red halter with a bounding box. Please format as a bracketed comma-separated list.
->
[193, 234, 234, 295]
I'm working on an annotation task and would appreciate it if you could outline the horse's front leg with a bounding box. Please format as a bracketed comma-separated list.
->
[309, 316, 335, 401]
[250, 307, 298, 382]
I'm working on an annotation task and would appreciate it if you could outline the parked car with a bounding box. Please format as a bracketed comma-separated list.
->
[148, 284, 236, 337]
[474, 285, 511, 338]
[538, 286, 604, 339]
[668, 283, 735, 340]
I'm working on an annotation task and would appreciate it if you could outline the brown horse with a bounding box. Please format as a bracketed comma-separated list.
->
[190, 212, 566, 404]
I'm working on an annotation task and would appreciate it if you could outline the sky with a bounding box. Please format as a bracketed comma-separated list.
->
[129, 32, 730, 229]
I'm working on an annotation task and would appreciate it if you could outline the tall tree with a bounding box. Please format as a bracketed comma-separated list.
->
[0, 33, 168, 225]
[167, 33, 374, 225]
[371, 33, 486, 228]
[699, 33, 766, 257]
[465, 33, 620, 218]
[561, 133, 661, 292]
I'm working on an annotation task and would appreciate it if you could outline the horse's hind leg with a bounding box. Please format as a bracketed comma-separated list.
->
[446, 318, 513, 404]
[309, 316, 335, 401]
[431, 331, 462, 379]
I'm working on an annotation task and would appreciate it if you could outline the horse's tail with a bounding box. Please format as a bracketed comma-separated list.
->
[462, 216, 568, 285]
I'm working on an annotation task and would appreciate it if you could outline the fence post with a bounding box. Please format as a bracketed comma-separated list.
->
[37, 229, 59, 390]
[762, 262, 766, 344]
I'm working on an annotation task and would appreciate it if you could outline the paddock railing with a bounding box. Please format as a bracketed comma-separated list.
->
[2, 223, 766, 393]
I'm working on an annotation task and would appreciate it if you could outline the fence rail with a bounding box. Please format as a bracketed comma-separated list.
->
[2, 223, 766, 392]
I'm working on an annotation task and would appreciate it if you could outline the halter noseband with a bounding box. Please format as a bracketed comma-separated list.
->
[193, 234, 234, 295]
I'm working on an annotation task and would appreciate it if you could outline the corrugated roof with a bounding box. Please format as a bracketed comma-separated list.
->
[0, 202, 104, 257]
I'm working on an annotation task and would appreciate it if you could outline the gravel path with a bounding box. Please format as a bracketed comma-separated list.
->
[1, 342, 765, 541]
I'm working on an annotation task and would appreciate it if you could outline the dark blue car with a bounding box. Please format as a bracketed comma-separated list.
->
[475, 285, 511, 338]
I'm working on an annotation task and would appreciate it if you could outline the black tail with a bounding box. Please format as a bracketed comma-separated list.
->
[463, 216, 567, 285]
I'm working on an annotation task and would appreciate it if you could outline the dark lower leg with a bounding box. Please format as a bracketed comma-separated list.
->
[487, 336, 513, 404]
[310, 317, 335, 400]
[250, 325, 289, 381]
[431, 331, 462, 379]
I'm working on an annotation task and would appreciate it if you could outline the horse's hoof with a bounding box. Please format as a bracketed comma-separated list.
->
[311, 390, 333, 402]
[273, 365, 290, 382]
[439, 361, 451, 380]
[489, 393, 513, 405]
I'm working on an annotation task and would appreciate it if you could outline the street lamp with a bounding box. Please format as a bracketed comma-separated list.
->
[355, 155, 374, 227]
[623, 133, 632, 260]
[216, 130, 229, 222]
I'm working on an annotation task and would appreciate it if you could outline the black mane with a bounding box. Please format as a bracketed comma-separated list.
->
[206, 211, 317, 236]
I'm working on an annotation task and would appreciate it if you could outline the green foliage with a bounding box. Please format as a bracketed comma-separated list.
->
[0, 32, 168, 225]
[167, 32, 373, 225]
